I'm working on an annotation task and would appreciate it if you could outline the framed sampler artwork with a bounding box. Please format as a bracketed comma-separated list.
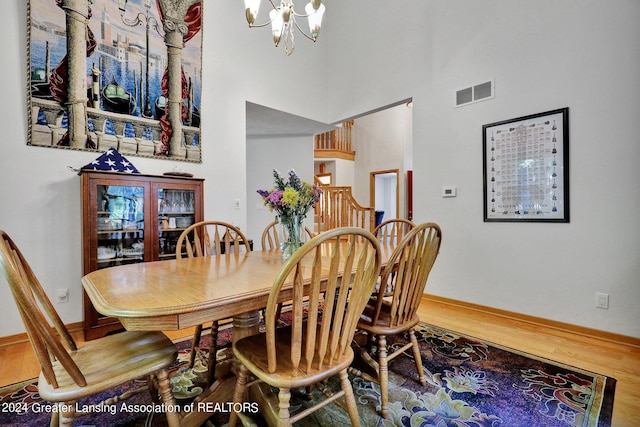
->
[483, 107, 569, 223]
[27, 0, 203, 162]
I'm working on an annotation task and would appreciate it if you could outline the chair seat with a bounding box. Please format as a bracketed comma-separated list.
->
[234, 325, 355, 390]
[38, 331, 177, 402]
[357, 299, 420, 336]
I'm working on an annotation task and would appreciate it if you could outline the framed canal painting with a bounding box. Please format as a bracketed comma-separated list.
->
[483, 107, 570, 223]
[27, 0, 203, 162]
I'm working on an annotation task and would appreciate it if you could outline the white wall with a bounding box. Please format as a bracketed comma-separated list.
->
[1, 0, 639, 339]
[328, 0, 640, 337]
[317, 159, 355, 188]
[247, 135, 315, 250]
[0, 1, 330, 336]
[351, 105, 411, 218]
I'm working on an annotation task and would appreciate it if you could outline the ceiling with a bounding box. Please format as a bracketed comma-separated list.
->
[246, 102, 338, 138]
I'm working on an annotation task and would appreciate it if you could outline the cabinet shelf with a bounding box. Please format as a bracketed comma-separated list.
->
[159, 211, 196, 215]
[97, 255, 143, 263]
[97, 230, 143, 235]
[81, 170, 204, 340]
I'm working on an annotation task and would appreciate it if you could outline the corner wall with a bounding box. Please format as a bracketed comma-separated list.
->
[327, 0, 640, 337]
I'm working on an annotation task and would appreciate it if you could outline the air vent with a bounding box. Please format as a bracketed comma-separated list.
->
[455, 79, 494, 107]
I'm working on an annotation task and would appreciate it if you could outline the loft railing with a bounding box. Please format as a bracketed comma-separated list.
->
[314, 120, 355, 160]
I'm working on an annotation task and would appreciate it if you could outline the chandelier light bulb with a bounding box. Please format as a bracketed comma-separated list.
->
[270, 9, 284, 46]
[244, 0, 261, 25]
[305, 2, 325, 40]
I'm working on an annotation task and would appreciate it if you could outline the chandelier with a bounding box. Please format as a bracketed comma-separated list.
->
[244, 0, 326, 55]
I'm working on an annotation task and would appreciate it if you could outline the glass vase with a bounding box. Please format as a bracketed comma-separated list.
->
[280, 215, 304, 260]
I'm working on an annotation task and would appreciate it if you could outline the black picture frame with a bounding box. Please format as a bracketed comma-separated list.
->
[483, 107, 569, 223]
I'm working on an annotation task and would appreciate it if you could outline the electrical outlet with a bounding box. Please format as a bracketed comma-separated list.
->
[595, 292, 609, 309]
[57, 288, 69, 303]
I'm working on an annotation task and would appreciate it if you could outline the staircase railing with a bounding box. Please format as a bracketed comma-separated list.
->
[315, 186, 375, 233]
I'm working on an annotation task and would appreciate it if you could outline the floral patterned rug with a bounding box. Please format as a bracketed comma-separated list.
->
[0, 322, 616, 426]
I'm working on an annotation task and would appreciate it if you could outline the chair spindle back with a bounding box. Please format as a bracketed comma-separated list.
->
[370, 222, 442, 328]
[176, 221, 251, 258]
[374, 218, 416, 245]
[0, 231, 85, 388]
[261, 219, 315, 250]
[264, 227, 381, 375]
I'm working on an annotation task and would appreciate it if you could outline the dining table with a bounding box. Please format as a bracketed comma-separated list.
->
[82, 243, 395, 426]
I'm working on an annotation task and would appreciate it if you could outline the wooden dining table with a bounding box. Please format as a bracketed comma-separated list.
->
[82, 243, 395, 426]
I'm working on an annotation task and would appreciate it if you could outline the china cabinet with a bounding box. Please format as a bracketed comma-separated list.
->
[81, 170, 204, 340]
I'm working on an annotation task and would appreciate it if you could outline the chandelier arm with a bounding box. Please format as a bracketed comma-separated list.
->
[291, 10, 315, 18]
[248, 20, 275, 29]
[291, 17, 316, 42]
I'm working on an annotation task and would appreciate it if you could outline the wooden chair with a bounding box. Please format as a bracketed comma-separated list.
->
[260, 219, 315, 251]
[373, 218, 416, 295]
[0, 230, 181, 427]
[260, 220, 316, 321]
[176, 220, 252, 386]
[229, 227, 382, 427]
[350, 222, 442, 418]
[373, 218, 415, 245]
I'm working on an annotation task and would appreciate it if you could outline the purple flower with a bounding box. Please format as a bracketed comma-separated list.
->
[267, 190, 284, 206]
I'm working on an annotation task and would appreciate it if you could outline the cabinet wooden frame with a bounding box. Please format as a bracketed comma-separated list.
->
[81, 170, 204, 340]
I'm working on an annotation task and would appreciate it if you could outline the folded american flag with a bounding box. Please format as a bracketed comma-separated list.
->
[81, 148, 140, 174]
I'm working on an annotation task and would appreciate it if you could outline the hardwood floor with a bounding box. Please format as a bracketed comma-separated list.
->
[417, 296, 640, 427]
[1, 297, 638, 426]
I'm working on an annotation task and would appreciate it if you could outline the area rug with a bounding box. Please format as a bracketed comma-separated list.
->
[0, 322, 616, 426]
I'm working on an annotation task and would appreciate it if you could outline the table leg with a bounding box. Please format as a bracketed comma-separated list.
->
[178, 310, 263, 427]
[232, 311, 261, 341]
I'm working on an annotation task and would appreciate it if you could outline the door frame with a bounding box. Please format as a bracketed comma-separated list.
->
[370, 169, 400, 222]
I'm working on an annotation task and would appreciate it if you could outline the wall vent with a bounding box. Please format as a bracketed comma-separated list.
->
[455, 79, 494, 107]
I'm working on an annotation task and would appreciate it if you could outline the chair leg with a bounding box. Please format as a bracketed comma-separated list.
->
[409, 328, 427, 386]
[276, 387, 292, 427]
[229, 364, 249, 427]
[207, 321, 219, 386]
[58, 401, 76, 427]
[49, 409, 59, 427]
[189, 324, 203, 368]
[339, 369, 361, 427]
[377, 334, 390, 419]
[147, 373, 159, 402]
[156, 368, 181, 427]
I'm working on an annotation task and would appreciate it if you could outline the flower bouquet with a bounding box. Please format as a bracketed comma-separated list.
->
[257, 169, 322, 259]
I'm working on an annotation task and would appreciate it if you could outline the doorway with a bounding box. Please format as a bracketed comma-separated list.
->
[370, 169, 399, 226]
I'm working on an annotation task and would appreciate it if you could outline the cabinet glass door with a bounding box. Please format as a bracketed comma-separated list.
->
[97, 184, 145, 269]
[158, 188, 196, 259]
